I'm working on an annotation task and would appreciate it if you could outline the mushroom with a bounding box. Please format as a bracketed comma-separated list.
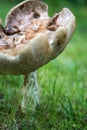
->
[0, 0, 76, 110]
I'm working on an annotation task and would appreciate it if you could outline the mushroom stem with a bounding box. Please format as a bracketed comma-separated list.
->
[21, 71, 39, 111]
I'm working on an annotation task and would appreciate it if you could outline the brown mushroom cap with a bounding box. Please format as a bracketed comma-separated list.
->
[0, 0, 76, 75]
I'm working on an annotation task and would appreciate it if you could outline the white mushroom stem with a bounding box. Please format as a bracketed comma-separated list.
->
[21, 71, 39, 111]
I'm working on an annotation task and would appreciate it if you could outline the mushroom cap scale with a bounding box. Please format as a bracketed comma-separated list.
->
[0, 0, 76, 75]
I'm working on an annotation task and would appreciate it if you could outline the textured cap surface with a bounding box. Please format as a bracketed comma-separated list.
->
[0, 0, 76, 75]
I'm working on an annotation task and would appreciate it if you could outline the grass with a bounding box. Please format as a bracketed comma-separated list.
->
[0, 1, 87, 130]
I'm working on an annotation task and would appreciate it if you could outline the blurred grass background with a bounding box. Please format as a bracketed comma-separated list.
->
[0, 0, 87, 129]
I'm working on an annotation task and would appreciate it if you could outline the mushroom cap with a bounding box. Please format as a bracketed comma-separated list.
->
[0, 0, 76, 75]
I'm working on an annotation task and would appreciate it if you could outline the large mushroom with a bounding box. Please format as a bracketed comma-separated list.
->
[0, 0, 76, 110]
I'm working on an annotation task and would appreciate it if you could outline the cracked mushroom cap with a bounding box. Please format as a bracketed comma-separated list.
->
[0, 0, 76, 75]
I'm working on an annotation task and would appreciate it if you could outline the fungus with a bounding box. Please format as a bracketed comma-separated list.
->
[0, 0, 76, 110]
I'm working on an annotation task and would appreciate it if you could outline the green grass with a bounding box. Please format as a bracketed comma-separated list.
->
[0, 1, 87, 130]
